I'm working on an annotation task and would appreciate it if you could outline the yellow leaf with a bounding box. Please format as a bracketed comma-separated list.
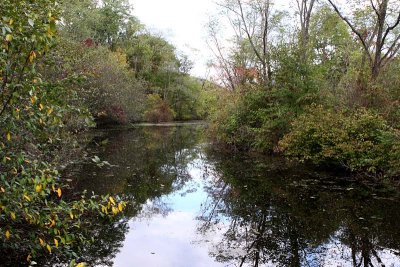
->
[27, 254, 32, 262]
[0, 187, 5, 193]
[30, 96, 37, 104]
[39, 238, 45, 246]
[101, 205, 107, 214]
[49, 219, 55, 227]
[54, 238, 58, 248]
[47, 107, 53, 115]
[70, 212, 74, 219]
[10, 212, 16, 220]
[5, 34, 12, 42]
[46, 244, 52, 254]
[76, 263, 86, 267]
[57, 188, 62, 198]
[6, 132, 11, 141]
[9, 19, 14, 25]
[39, 103, 44, 110]
[109, 196, 116, 206]
[118, 203, 123, 212]
[23, 194, 31, 201]
[5, 230, 10, 239]
[35, 184, 42, 193]
[29, 51, 36, 63]
[112, 207, 118, 215]
[52, 185, 56, 192]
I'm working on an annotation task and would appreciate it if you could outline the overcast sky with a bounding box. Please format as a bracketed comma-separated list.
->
[129, 0, 216, 78]
[129, 0, 293, 78]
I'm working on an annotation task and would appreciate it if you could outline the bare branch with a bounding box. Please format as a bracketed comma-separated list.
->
[381, 11, 400, 47]
[236, 0, 265, 64]
[370, 0, 381, 19]
[327, 0, 373, 63]
[381, 34, 400, 65]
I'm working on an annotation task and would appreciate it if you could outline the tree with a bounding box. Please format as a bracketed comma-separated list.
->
[213, 0, 279, 88]
[327, 0, 400, 80]
[296, 0, 316, 61]
[61, 0, 139, 47]
[0, 1, 127, 264]
[206, 17, 238, 91]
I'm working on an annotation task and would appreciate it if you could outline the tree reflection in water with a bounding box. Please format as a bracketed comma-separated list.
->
[60, 125, 205, 266]
[58, 125, 400, 266]
[197, 151, 400, 267]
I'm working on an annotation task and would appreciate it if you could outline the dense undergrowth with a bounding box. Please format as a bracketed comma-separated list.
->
[207, 2, 400, 180]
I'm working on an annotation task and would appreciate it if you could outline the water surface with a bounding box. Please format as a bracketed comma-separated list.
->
[68, 125, 400, 267]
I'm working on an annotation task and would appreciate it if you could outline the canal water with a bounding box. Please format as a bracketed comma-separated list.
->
[66, 124, 400, 267]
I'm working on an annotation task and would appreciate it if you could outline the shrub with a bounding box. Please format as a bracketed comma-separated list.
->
[0, 1, 127, 264]
[279, 105, 400, 175]
[143, 94, 175, 123]
[209, 87, 296, 152]
[42, 37, 146, 125]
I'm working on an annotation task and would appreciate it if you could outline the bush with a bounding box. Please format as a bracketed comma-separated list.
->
[143, 94, 175, 123]
[209, 87, 296, 152]
[0, 1, 127, 264]
[279, 105, 400, 175]
[42, 37, 146, 125]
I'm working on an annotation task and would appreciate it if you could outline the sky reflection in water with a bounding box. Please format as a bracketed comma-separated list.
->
[72, 126, 400, 267]
[114, 160, 225, 267]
